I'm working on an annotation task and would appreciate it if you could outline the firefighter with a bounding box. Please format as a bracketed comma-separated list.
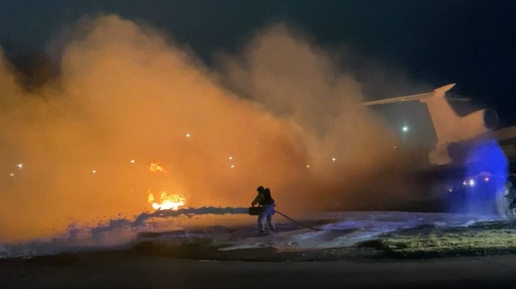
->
[251, 186, 276, 233]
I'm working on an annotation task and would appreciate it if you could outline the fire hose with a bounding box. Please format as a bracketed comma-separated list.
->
[249, 206, 323, 231]
[274, 210, 324, 231]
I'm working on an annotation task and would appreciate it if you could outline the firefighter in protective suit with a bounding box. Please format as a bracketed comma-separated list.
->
[251, 186, 276, 233]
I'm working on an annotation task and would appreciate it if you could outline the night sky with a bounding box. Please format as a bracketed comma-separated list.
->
[1, 0, 515, 123]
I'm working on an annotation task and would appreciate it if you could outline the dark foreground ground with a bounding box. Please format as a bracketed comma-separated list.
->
[1, 250, 516, 289]
[1, 217, 516, 288]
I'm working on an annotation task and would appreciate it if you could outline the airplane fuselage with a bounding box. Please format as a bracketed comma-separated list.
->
[363, 84, 516, 219]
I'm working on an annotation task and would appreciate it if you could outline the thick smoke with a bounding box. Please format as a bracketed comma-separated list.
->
[0, 15, 416, 242]
[215, 24, 420, 210]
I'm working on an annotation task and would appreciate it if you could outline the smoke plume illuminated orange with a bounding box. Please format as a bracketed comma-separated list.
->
[0, 15, 421, 242]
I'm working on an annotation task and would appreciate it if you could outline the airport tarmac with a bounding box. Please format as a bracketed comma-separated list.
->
[1, 211, 516, 288]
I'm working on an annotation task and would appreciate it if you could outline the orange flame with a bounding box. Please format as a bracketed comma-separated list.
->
[149, 162, 167, 173]
[148, 191, 185, 210]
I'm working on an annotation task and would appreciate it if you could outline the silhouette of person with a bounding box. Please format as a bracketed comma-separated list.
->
[251, 186, 276, 233]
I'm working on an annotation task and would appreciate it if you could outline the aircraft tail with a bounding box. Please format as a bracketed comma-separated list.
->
[419, 84, 459, 141]
[363, 83, 458, 141]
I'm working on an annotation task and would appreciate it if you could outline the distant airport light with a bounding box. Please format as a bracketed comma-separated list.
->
[17, 163, 23, 170]
[402, 126, 409, 132]
[92, 170, 97, 174]
[186, 133, 191, 138]
[332, 157, 336, 162]
[9, 173, 14, 177]
[130, 160, 135, 164]
[469, 179, 475, 186]
[230, 164, 235, 169]
[306, 164, 310, 168]
[228, 156, 233, 160]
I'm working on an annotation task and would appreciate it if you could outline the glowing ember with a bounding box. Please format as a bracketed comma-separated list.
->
[149, 162, 167, 173]
[148, 192, 186, 210]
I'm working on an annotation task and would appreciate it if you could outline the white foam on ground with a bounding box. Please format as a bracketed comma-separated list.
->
[0, 210, 501, 258]
[218, 211, 500, 252]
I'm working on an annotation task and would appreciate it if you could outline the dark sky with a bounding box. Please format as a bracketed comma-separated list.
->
[1, 0, 515, 123]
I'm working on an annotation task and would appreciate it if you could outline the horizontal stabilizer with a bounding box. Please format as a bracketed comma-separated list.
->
[362, 84, 456, 106]
[362, 92, 433, 106]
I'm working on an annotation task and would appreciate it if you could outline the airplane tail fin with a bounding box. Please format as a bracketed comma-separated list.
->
[420, 84, 458, 142]
[363, 83, 458, 141]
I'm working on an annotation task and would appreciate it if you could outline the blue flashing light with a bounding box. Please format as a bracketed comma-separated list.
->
[463, 140, 508, 214]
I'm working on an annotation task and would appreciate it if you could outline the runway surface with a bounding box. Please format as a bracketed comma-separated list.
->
[2, 210, 516, 288]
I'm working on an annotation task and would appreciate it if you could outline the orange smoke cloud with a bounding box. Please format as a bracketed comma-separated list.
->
[0, 15, 410, 242]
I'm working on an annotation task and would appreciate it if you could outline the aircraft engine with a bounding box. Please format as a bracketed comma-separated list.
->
[429, 142, 469, 165]
[483, 108, 498, 129]
[429, 108, 499, 165]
